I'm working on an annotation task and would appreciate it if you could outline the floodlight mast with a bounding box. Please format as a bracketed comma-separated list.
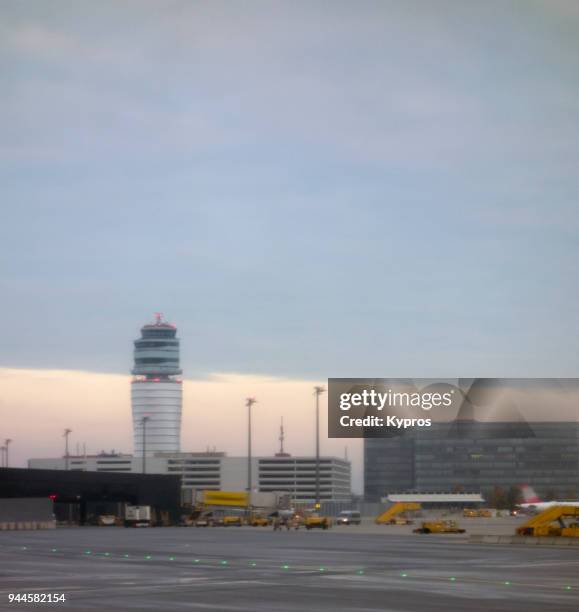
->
[63, 430, 72, 470]
[314, 386, 326, 509]
[246, 398, 257, 496]
[4, 439, 12, 468]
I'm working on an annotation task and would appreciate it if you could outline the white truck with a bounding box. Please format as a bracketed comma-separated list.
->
[124, 505, 152, 528]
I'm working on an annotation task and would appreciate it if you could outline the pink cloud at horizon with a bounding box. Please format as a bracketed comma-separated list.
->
[0, 368, 363, 493]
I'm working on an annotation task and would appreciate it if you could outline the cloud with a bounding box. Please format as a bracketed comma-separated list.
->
[5, 1, 576, 170]
[1, 1, 578, 382]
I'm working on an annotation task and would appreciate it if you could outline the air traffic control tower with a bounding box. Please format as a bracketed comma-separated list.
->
[131, 314, 182, 456]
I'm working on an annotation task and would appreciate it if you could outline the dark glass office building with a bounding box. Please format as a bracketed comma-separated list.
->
[364, 420, 579, 501]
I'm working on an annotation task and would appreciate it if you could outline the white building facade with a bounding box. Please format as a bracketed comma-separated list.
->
[28, 453, 352, 503]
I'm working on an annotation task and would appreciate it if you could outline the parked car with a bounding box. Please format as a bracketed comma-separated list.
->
[194, 512, 214, 527]
[336, 510, 361, 526]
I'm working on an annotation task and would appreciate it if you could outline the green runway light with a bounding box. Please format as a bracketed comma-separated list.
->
[104, 553, 110, 557]
[565, 586, 572, 591]
[319, 567, 325, 572]
[357, 570, 364, 575]
[504, 581, 511, 586]
[124, 554, 129, 558]
[282, 564, 289, 570]
[220, 560, 228, 565]
[51, 548, 57, 552]
[85, 551, 91, 555]
[400, 573, 408, 578]
[449, 577, 456, 582]
[250, 562, 257, 567]
[145, 555, 152, 560]
[169, 557, 175, 561]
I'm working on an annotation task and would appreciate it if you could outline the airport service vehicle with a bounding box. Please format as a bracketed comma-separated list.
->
[186, 490, 291, 526]
[194, 512, 214, 527]
[516, 505, 579, 537]
[190, 490, 289, 512]
[413, 520, 465, 534]
[517, 485, 579, 513]
[249, 516, 270, 527]
[124, 505, 152, 528]
[375, 502, 420, 525]
[304, 514, 331, 530]
[336, 510, 361, 525]
[97, 514, 117, 526]
[463, 508, 492, 518]
[194, 509, 244, 527]
[270, 510, 301, 529]
[194, 511, 229, 527]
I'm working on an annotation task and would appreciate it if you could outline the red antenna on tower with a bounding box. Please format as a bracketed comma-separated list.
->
[153, 312, 163, 325]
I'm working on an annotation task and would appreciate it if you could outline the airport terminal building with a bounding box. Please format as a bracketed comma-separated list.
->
[365, 420, 579, 501]
[28, 453, 352, 503]
[26, 314, 352, 505]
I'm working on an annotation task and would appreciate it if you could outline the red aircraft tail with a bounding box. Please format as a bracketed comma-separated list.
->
[519, 484, 541, 504]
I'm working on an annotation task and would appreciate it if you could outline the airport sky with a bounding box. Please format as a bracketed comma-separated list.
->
[1, 1, 579, 479]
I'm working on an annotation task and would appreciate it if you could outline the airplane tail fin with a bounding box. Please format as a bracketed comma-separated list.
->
[519, 484, 541, 504]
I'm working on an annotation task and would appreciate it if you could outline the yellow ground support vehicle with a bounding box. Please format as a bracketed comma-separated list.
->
[561, 524, 579, 537]
[516, 505, 579, 537]
[463, 508, 492, 518]
[413, 520, 465, 534]
[249, 516, 269, 527]
[223, 515, 243, 526]
[375, 502, 420, 525]
[304, 514, 331, 530]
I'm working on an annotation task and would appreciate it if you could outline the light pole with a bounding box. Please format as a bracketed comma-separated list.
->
[4, 438, 13, 468]
[4, 439, 12, 468]
[246, 397, 257, 499]
[63, 430, 71, 470]
[1, 444, 7, 467]
[142, 416, 150, 474]
[313, 386, 325, 509]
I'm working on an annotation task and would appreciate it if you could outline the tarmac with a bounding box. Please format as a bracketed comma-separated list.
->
[0, 525, 578, 611]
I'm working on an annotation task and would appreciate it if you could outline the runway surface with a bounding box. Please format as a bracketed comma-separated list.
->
[0, 527, 577, 611]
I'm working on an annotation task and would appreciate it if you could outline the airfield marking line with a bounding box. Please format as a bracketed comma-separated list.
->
[488, 560, 579, 568]
[0, 579, 276, 596]
[323, 572, 578, 592]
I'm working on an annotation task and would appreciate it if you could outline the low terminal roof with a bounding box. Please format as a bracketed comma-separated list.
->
[383, 492, 485, 503]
